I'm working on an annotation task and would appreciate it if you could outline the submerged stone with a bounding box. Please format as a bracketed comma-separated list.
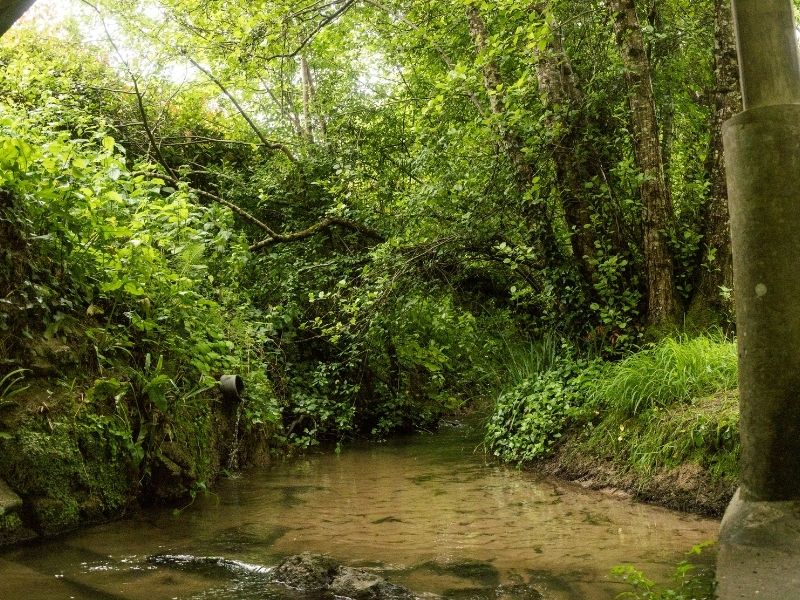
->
[330, 566, 414, 600]
[415, 559, 500, 587]
[150, 552, 421, 600]
[442, 585, 542, 600]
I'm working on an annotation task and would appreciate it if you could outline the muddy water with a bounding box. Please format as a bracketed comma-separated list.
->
[0, 423, 718, 600]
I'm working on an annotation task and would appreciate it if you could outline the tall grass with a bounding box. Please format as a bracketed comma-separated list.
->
[501, 333, 563, 387]
[623, 390, 740, 479]
[591, 334, 738, 418]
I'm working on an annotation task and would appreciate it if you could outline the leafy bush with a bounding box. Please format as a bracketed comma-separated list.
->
[0, 78, 281, 501]
[612, 543, 715, 600]
[486, 357, 605, 462]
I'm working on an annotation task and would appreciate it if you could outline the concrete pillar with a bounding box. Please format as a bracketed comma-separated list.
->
[717, 1, 800, 597]
[732, 0, 800, 109]
[0, 0, 35, 38]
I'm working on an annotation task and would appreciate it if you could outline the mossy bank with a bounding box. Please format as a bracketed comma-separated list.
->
[0, 365, 279, 546]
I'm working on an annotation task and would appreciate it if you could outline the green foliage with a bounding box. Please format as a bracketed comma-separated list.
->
[604, 391, 739, 480]
[486, 355, 606, 462]
[0, 369, 28, 410]
[501, 335, 563, 386]
[0, 37, 281, 517]
[0, 0, 741, 502]
[589, 334, 738, 418]
[487, 334, 740, 488]
[612, 543, 715, 600]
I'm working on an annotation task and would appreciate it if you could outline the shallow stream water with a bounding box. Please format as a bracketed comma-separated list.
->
[0, 423, 718, 599]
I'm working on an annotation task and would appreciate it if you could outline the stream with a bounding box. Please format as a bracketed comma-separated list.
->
[0, 422, 718, 599]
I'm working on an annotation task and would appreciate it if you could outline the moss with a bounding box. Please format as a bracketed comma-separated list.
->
[0, 370, 273, 542]
[0, 416, 138, 536]
[144, 398, 221, 503]
[75, 426, 136, 513]
[29, 497, 80, 535]
[0, 511, 22, 534]
[0, 427, 83, 500]
[0, 510, 36, 545]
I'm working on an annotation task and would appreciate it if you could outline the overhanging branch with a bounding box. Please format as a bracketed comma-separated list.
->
[151, 173, 384, 252]
[183, 54, 298, 163]
[249, 216, 385, 252]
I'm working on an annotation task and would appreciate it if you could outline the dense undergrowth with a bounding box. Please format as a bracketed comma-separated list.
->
[487, 333, 740, 512]
[0, 0, 748, 543]
[0, 31, 509, 540]
[0, 79, 285, 537]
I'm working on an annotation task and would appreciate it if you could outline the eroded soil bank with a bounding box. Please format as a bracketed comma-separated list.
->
[540, 436, 736, 517]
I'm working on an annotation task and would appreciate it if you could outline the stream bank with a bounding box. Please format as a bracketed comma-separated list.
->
[539, 437, 736, 517]
[485, 335, 740, 517]
[0, 371, 278, 547]
[0, 422, 718, 600]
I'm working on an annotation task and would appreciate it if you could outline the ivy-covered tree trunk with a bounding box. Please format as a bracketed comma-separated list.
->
[689, 0, 741, 324]
[609, 0, 678, 325]
[532, 4, 597, 287]
[467, 5, 534, 191]
[466, 5, 560, 264]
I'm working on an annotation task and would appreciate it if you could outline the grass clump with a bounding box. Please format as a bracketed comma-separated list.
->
[590, 334, 737, 418]
[580, 334, 740, 483]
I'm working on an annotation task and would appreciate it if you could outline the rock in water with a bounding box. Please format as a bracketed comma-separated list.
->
[269, 552, 340, 591]
[330, 566, 414, 600]
[270, 553, 414, 599]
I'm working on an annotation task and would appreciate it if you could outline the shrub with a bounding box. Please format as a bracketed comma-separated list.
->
[486, 357, 605, 462]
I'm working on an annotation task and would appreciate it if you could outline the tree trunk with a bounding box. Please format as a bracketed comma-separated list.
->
[466, 5, 560, 264]
[609, 0, 677, 325]
[0, 0, 34, 37]
[300, 53, 315, 143]
[467, 6, 533, 191]
[689, 0, 741, 324]
[532, 4, 597, 286]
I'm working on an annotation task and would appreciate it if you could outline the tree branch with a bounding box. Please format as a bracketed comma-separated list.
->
[153, 173, 278, 236]
[81, 0, 179, 180]
[183, 54, 298, 163]
[149, 173, 384, 252]
[249, 216, 385, 252]
[159, 135, 274, 148]
[260, 0, 356, 62]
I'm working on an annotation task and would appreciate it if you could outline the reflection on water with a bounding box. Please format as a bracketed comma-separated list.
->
[0, 423, 718, 599]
